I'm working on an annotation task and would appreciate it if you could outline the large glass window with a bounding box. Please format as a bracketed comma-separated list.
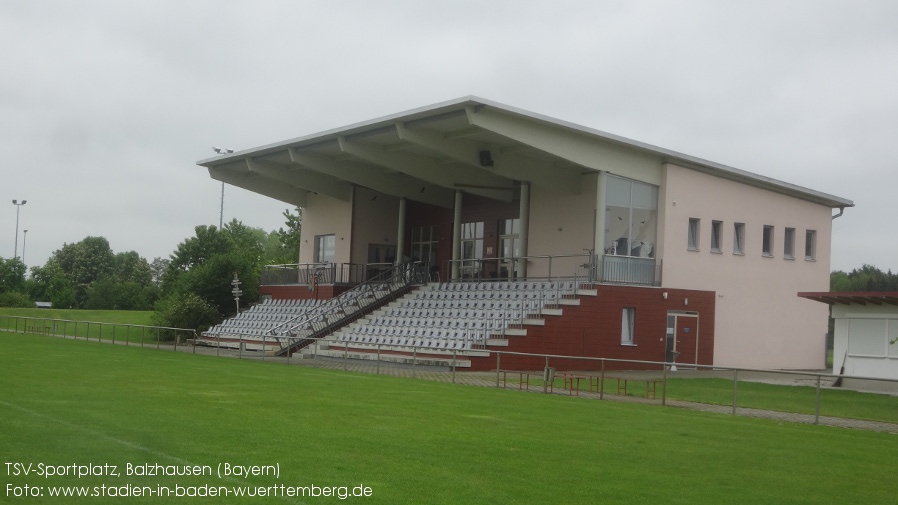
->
[499, 218, 521, 279]
[604, 175, 658, 258]
[410, 226, 437, 264]
[315, 234, 335, 263]
[461, 222, 484, 273]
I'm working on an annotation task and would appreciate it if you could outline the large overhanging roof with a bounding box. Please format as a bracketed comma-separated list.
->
[799, 292, 898, 306]
[196, 96, 855, 210]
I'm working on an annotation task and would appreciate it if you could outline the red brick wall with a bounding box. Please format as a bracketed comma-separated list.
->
[470, 285, 716, 371]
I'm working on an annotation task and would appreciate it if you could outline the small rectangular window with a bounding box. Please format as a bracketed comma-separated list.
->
[805, 230, 817, 261]
[621, 307, 635, 345]
[733, 222, 745, 255]
[710, 220, 722, 253]
[784, 227, 795, 259]
[687, 218, 700, 251]
[762, 225, 774, 257]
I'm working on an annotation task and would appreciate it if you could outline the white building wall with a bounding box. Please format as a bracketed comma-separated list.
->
[831, 304, 898, 380]
[350, 188, 400, 264]
[659, 163, 833, 369]
[527, 172, 597, 278]
[298, 191, 354, 265]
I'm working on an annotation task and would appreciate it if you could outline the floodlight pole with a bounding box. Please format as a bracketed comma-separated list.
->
[22, 230, 28, 266]
[12, 199, 26, 260]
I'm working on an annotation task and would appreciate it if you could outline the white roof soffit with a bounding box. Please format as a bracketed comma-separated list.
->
[197, 96, 854, 209]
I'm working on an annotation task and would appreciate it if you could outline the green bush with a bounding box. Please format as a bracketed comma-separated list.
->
[151, 292, 219, 341]
[0, 291, 33, 308]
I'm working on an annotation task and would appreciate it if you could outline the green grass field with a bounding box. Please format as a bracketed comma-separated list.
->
[0, 309, 165, 344]
[1, 332, 896, 504]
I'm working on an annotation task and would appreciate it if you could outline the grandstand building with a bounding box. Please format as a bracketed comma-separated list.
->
[197, 97, 852, 370]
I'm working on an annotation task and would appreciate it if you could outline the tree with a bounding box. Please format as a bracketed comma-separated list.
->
[149, 257, 169, 287]
[161, 221, 264, 318]
[830, 265, 898, 292]
[0, 257, 27, 294]
[0, 257, 31, 307]
[273, 207, 302, 264]
[27, 261, 75, 308]
[114, 251, 153, 286]
[52, 236, 116, 286]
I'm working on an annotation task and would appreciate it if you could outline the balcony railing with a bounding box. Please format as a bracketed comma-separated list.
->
[599, 256, 661, 286]
[261, 256, 660, 288]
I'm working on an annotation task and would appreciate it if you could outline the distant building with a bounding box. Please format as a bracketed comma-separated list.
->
[198, 97, 853, 369]
[34, 301, 52, 309]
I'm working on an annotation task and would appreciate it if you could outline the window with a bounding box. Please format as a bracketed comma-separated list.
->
[410, 226, 438, 263]
[461, 222, 484, 273]
[604, 175, 658, 258]
[710, 220, 722, 253]
[733, 222, 745, 255]
[314, 234, 335, 263]
[762, 225, 774, 257]
[805, 230, 817, 261]
[687, 218, 700, 251]
[783, 227, 795, 259]
[499, 218, 521, 279]
[621, 307, 636, 345]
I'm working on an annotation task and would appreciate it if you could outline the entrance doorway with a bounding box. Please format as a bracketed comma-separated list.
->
[666, 312, 699, 365]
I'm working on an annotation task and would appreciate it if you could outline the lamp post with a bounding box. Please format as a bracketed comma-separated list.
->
[12, 199, 26, 260]
[22, 229, 28, 266]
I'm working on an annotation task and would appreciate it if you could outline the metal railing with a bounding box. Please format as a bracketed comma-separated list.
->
[598, 255, 661, 286]
[447, 252, 594, 282]
[0, 315, 198, 350]
[266, 263, 432, 354]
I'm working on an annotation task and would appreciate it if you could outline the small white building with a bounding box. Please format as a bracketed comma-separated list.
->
[800, 292, 898, 380]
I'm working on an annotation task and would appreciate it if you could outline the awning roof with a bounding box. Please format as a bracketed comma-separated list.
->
[197, 96, 855, 210]
[798, 292, 898, 306]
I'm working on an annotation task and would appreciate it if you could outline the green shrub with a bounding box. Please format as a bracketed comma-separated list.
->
[0, 291, 33, 308]
[151, 292, 218, 341]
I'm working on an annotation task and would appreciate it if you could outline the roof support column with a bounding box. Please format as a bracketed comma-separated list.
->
[517, 182, 530, 279]
[396, 197, 406, 267]
[451, 190, 463, 281]
[594, 170, 607, 283]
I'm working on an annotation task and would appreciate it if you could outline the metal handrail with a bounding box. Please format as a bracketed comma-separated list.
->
[268, 263, 431, 349]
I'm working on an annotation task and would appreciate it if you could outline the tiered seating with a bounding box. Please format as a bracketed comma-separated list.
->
[203, 299, 322, 339]
[333, 280, 579, 350]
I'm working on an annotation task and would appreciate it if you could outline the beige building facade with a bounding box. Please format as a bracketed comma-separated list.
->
[198, 96, 852, 369]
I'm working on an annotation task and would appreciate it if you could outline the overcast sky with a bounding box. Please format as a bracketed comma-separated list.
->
[2, 0, 896, 274]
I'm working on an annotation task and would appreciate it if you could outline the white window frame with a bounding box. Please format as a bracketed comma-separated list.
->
[687, 218, 700, 251]
[621, 307, 636, 345]
[710, 220, 722, 253]
[805, 230, 817, 261]
[784, 227, 795, 260]
[762, 225, 774, 257]
[733, 222, 745, 255]
[314, 234, 335, 264]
